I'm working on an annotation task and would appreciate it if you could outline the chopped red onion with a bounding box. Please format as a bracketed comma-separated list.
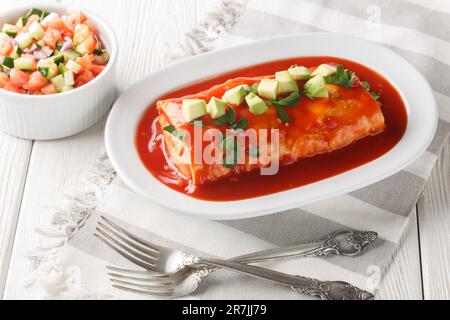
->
[33, 46, 54, 60]
[60, 39, 73, 52]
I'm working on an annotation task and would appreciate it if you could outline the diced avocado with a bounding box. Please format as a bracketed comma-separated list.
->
[51, 74, 65, 92]
[14, 56, 35, 71]
[181, 99, 207, 122]
[257, 79, 279, 100]
[275, 71, 299, 94]
[311, 64, 337, 77]
[207, 97, 227, 119]
[2, 24, 18, 37]
[66, 60, 82, 74]
[64, 70, 75, 86]
[222, 85, 246, 106]
[304, 75, 329, 99]
[28, 21, 45, 40]
[245, 93, 268, 115]
[15, 32, 33, 49]
[288, 66, 311, 81]
[63, 49, 81, 62]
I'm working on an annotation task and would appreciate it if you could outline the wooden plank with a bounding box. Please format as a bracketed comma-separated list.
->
[2, 0, 216, 299]
[0, 135, 32, 296]
[418, 140, 450, 300]
[377, 210, 423, 300]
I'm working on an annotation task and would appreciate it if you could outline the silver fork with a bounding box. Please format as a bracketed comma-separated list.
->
[95, 216, 377, 300]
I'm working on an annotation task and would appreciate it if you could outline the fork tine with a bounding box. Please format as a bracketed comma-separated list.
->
[110, 278, 176, 292]
[96, 226, 158, 264]
[112, 285, 176, 298]
[105, 265, 168, 277]
[97, 221, 159, 260]
[94, 232, 157, 270]
[108, 272, 174, 284]
[100, 216, 161, 252]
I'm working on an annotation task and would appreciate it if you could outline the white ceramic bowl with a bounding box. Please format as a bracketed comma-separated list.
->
[0, 4, 118, 140]
[106, 33, 437, 220]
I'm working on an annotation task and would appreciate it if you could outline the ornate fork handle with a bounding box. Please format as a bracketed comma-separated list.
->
[182, 230, 378, 278]
[196, 258, 374, 300]
[291, 277, 374, 300]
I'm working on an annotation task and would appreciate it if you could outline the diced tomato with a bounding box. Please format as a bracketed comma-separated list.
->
[46, 17, 71, 33]
[67, 11, 86, 25]
[75, 70, 94, 87]
[9, 68, 30, 87]
[75, 54, 94, 73]
[23, 71, 47, 91]
[0, 72, 10, 88]
[3, 82, 23, 93]
[0, 40, 13, 56]
[40, 83, 57, 95]
[43, 29, 62, 49]
[83, 34, 97, 53]
[90, 64, 105, 76]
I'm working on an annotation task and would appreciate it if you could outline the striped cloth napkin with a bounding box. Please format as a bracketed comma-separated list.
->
[31, 0, 450, 299]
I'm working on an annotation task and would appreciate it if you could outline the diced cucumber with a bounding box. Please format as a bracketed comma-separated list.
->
[40, 11, 50, 20]
[8, 46, 21, 59]
[2, 57, 14, 69]
[51, 74, 65, 91]
[63, 49, 81, 62]
[28, 21, 45, 40]
[64, 70, 75, 86]
[16, 16, 28, 28]
[52, 55, 65, 65]
[2, 24, 18, 37]
[61, 85, 74, 92]
[66, 60, 81, 74]
[38, 66, 49, 77]
[76, 42, 89, 55]
[56, 42, 63, 51]
[26, 8, 43, 18]
[0, 32, 9, 42]
[102, 51, 110, 64]
[93, 49, 103, 56]
[14, 56, 35, 71]
[15, 32, 33, 49]
[58, 63, 68, 75]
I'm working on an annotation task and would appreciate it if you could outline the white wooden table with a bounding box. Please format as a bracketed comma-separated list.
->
[0, 0, 449, 300]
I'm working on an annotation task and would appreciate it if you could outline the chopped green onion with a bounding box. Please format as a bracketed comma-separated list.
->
[163, 125, 186, 141]
[325, 65, 355, 88]
[229, 118, 249, 130]
[274, 105, 291, 123]
[248, 146, 260, 158]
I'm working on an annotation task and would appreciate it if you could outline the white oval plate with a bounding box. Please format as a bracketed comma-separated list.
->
[105, 33, 437, 220]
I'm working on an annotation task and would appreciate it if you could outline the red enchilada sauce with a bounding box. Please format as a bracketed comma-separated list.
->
[136, 57, 407, 201]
